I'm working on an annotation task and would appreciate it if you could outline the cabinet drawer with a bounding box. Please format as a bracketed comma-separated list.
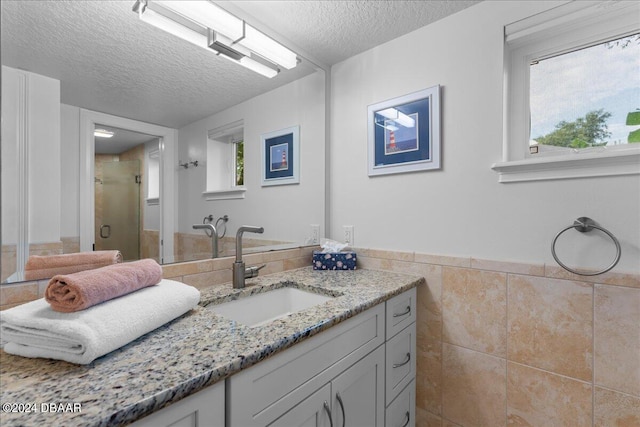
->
[228, 303, 385, 426]
[385, 288, 416, 339]
[385, 322, 416, 405]
[385, 379, 415, 427]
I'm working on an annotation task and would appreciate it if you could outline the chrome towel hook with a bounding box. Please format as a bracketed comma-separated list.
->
[551, 217, 621, 276]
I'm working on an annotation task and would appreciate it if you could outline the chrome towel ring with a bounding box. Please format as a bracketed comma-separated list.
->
[551, 217, 621, 276]
[203, 214, 229, 239]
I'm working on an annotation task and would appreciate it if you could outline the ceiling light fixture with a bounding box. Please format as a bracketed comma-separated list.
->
[132, 0, 298, 78]
[217, 52, 279, 79]
[375, 122, 399, 132]
[157, 1, 244, 41]
[138, 7, 207, 48]
[239, 24, 298, 70]
[94, 129, 115, 138]
[377, 108, 416, 128]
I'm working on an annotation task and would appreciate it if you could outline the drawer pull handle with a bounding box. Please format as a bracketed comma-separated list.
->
[336, 392, 346, 427]
[398, 411, 410, 427]
[393, 306, 411, 318]
[324, 401, 334, 427]
[393, 352, 411, 368]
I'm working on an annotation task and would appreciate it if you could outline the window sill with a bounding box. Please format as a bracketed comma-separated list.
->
[146, 197, 159, 206]
[203, 187, 247, 201]
[491, 149, 640, 183]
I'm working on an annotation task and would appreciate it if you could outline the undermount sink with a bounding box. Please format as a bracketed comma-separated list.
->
[206, 287, 334, 327]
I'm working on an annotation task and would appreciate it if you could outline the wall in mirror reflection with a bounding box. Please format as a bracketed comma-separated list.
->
[1, 66, 325, 283]
[177, 70, 325, 258]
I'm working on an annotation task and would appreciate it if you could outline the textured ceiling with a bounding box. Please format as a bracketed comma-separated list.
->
[229, 0, 481, 67]
[1, 0, 480, 129]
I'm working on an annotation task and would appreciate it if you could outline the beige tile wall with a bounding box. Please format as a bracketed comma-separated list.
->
[141, 230, 159, 262]
[1, 245, 638, 427]
[0, 246, 316, 310]
[173, 232, 293, 263]
[356, 248, 640, 427]
[163, 246, 314, 289]
[1, 241, 64, 283]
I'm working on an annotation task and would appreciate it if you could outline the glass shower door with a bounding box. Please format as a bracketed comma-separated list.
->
[95, 160, 140, 261]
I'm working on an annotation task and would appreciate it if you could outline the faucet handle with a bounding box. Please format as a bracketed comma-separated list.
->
[245, 264, 266, 279]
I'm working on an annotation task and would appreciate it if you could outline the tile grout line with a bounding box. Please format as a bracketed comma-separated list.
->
[440, 263, 445, 422]
[591, 283, 596, 427]
[505, 272, 510, 424]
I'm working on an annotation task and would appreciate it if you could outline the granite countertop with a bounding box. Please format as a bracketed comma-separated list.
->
[0, 267, 424, 427]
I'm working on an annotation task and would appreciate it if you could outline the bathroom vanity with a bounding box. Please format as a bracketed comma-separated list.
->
[0, 267, 423, 427]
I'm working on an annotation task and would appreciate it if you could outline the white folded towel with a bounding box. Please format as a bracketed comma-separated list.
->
[0, 279, 200, 365]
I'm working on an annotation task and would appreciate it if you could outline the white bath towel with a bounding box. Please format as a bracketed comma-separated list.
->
[0, 279, 200, 365]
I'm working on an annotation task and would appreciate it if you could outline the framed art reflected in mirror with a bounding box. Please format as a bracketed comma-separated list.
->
[261, 126, 300, 186]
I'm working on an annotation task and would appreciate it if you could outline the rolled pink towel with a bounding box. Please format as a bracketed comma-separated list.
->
[45, 259, 162, 312]
[25, 251, 123, 281]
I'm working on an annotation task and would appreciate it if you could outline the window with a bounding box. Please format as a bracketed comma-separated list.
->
[530, 34, 639, 154]
[494, 1, 640, 182]
[234, 139, 244, 186]
[204, 120, 246, 200]
[146, 147, 160, 205]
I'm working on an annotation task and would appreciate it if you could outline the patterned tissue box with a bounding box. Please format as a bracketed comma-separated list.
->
[312, 251, 357, 270]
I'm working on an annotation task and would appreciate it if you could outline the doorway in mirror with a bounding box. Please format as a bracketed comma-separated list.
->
[93, 125, 160, 262]
[94, 159, 140, 261]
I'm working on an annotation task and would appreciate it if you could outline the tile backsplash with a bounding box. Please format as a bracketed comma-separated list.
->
[0, 247, 314, 310]
[1, 246, 638, 426]
[355, 248, 639, 427]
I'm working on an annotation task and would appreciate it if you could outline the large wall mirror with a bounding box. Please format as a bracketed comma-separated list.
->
[1, 1, 326, 283]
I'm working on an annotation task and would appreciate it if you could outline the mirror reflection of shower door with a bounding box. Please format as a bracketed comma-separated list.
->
[95, 160, 140, 261]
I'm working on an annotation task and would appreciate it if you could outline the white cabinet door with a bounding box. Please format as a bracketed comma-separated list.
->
[227, 304, 385, 426]
[268, 384, 332, 427]
[130, 381, 225, 427]
[331, 346, 385, 427]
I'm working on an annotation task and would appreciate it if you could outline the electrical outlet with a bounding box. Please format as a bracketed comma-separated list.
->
[310, 224, 320, 244]
[344, 225, 354, 246]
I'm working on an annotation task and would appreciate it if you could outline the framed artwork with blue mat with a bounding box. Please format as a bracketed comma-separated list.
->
[367, 85, 441, 176]
[261, 125, 300, 186]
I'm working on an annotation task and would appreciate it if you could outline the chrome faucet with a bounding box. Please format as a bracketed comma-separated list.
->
[233, 226, 265, 289]
[192, 224, 218, 258]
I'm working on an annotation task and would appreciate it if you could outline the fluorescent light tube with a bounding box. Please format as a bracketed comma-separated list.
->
[239, 24, 298, 69]
[394, 111, 415, 128]
[377, 108, 415, 128]
[239, 57, 279, 78]
[139, 7, 208, 48]
[156, 1, 244, 41]
[218, 53, 279, 78]
[377, 108, 399, 119]
[375, 122, 399, 132]
[94, 129, 114, 138]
